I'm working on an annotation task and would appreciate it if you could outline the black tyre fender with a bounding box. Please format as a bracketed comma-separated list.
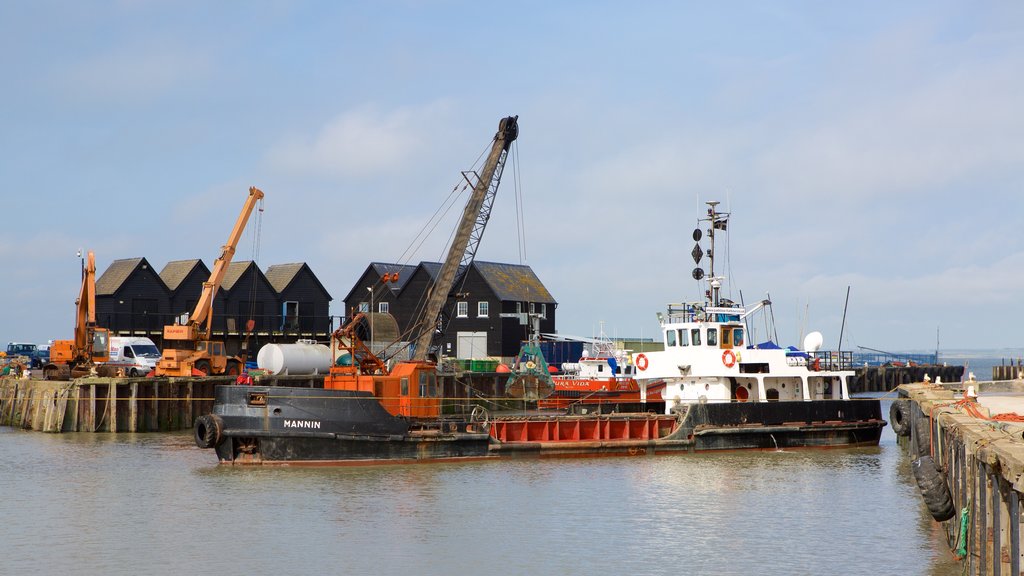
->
[889, 399, 911, 437]
[912, 455, 955, 522]
[912, 411, 932, 458]
[194, 414, 224, 449]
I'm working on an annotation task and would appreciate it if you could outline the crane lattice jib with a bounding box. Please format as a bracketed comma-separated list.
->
[173, 187, 265, 341]
[459, 146, 511, 273]
[411, 116, 518, 361]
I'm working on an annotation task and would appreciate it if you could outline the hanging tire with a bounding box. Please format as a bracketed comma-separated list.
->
[912, 412, 932, 458]
[194, 414, 224, 449]
[912, 455, 955, 522]
[889, 400, 911, 437]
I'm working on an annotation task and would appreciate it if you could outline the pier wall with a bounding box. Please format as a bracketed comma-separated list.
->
[994, 362, 1024, 381]
[0, 374, 323, 433]
[0, 372, 512, 433]
[902, 382, 1024, 575]
[850, 365, 964, 393]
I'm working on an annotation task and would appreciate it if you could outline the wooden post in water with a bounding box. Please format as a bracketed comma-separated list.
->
[110, 381, 117, 433]
[88, 383, 96, 432]
[148, 380, 158, 432]
[184, 382, 193, 429]
[130, 382, 138, 432]
[71, 384, 80, 431]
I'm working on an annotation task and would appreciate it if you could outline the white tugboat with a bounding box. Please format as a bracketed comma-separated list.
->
[625, 201, 883, 450]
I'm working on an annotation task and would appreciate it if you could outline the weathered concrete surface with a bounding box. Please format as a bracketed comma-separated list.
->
[902, 380, 1024, 575]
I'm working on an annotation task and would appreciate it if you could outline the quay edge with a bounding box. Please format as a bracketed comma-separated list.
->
[899, 379, 1024, 574]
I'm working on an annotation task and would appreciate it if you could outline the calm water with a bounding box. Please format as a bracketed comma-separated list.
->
[0, 399, 960, 576]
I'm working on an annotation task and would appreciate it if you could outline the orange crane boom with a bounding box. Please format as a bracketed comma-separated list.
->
[156, 186, 265, 376]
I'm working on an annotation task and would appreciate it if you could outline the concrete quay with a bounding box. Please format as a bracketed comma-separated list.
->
[0, 374, 323, 433]
[900, 379, 1024, 575]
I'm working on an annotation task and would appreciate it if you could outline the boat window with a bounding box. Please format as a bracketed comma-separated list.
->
[707, 329, 718, 346]
[401, 377, 409, 396]
[678, 329, 688, 346]
[666, 330, 677, 347]
[419, 371, 429, 397]
[691, 329, 701, 346]
[733, 328, 744, 347]
[597, 364, 604, 373]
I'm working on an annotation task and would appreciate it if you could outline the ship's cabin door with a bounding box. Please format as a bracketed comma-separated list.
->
[720, 326, 744, 349]
[391, 363, 440, 419]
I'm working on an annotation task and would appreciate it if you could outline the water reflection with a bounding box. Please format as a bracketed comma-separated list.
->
[0, 408, 962, 576]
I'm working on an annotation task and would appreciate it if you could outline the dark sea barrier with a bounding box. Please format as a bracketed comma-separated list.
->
[849, 365, 964, 393]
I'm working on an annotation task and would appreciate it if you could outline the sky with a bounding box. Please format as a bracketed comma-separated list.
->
[1, 1, 1022, 354]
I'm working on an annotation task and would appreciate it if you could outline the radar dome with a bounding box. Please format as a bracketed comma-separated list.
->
[803, 331, 824, 352]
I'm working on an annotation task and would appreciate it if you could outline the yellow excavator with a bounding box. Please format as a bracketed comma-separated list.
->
[155, 187, 265, 377]
[44, 250, 112, 380]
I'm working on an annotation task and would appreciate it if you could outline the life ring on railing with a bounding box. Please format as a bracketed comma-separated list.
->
[636, 354, 649, 371]
[722, 350, 736, 368]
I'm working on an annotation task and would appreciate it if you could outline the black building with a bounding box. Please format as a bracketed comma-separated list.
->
[343, 261, 556, 359]
[95, 258, 333, 354]
[95, 257, 171, 334]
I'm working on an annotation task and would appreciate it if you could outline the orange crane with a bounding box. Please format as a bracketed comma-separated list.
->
[155, 186, 265, 377]
[44, 250, 111, 380]
[324, 116, 518, 419]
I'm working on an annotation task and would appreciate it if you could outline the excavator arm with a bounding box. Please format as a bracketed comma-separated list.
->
[73, 251, 98, 352]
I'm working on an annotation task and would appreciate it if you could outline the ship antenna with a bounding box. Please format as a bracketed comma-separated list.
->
[706, 201, 720, 307]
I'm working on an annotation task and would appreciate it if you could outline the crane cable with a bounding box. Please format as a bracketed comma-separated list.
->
[244, 198, 265, 330]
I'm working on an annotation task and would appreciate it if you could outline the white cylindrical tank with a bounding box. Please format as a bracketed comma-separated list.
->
[257, 342, 332, 375]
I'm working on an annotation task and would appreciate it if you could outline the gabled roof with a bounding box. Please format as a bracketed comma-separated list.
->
[266, 262, 333, 301]
[265, 263, 304, 293]
[221, 261, 256, 291]
[96, 258, 144, 296]
[473, 261, 556, 304]
[159, 259, 207, 291]
[369, 262, 419, 293]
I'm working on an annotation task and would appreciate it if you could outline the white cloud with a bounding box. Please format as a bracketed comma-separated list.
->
[59, 42, 212, 103]
[266, 101, 456, 179]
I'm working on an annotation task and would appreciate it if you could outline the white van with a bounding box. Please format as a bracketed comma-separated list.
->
[106, 337, 161, 376]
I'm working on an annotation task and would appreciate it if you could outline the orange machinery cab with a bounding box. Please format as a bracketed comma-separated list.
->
[324, 360, 440, 419]
[50, 327, 110, 364]
[157, 340, 237, 376]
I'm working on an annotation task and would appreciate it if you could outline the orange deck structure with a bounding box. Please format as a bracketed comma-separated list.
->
[490, 414, 679, 443]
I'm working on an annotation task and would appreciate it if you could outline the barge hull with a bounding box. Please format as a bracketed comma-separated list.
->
[209, 385, 491, 464]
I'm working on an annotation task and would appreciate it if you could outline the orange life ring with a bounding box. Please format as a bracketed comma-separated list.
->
[636, 354, 649, 371]
[722, 349, 736, 368]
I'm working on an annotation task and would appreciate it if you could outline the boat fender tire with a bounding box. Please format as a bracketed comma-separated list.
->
[194, 414, 224, 449]
[912, 412, 932, 458]
[912, 455, 955, 522]
[889, 400, 911, 437]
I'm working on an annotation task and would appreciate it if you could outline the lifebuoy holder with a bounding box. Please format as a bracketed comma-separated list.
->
[722, 349, 737, 368]
[636, 353, 649, 371]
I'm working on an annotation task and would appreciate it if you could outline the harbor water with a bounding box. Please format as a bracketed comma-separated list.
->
[1, 398, 960, 576]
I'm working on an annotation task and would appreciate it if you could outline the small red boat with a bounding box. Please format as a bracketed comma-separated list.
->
[538, 336, 664, 411]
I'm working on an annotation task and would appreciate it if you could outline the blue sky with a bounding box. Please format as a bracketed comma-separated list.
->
[1, 1, 1022, 353]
